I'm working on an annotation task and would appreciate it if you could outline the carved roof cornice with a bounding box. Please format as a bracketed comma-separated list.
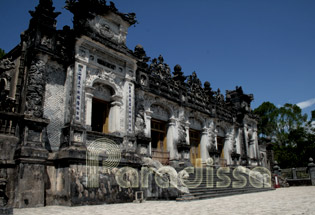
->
[65, 0, 137, 26]
[134, 46, 257, 124]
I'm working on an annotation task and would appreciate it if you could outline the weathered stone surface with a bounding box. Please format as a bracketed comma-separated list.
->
[15, 164, 47, 208]
[0, 0, 263, 208]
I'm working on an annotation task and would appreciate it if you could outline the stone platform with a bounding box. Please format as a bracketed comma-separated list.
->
[14, 186, 315, 215]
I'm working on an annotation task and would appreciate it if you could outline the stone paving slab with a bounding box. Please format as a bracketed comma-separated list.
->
[14, 187, 315, 215]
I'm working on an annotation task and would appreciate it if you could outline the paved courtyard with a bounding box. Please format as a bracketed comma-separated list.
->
[14, 186, 315, 215]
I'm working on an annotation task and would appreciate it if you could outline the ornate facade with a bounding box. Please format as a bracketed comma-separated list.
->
[0, 0, 262, 208]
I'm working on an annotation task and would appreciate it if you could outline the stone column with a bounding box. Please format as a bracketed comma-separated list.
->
[223, 136, 231, 165]
[185, 122, 190, 145]
[84, 87, 94, 130]
[108, 95, 122, 133]
[144, 110, 153, 138]
[167, 117, 177, 160]
[200, 127, 209, 162]
[144, 110, 153, 156]
[308, 158, 315, 186]
[235, 128, 241, 154]
[253, 129, 260, 163]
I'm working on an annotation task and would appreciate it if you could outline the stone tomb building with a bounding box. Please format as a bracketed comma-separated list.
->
[0, 0, 262, 208]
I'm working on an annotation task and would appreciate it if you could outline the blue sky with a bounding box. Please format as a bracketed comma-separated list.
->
[1, 0, 314, 118]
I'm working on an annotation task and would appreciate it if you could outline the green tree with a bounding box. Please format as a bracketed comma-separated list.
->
[253, 101, 278, 138]
[254, 102, 313, 168]
[276, 103, 307, 146]
[0, 48, 5, 58]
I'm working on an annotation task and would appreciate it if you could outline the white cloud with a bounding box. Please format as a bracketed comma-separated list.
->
[297, 98, 315, 109]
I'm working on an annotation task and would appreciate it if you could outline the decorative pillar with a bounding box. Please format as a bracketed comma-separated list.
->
[214, 128, 218, 150]
[235, 128, 242, 154]
[253, 129, 260, 164]
[185, 122, 190, 145]
[108, 95, 122, 133]
[308, 158, 315, 186]
[223, 136, 231, 165]
[144, 110, 152, 156]
[200, 127, 209, 163]
[167, 117, 177, 160]
[242, 125, 249, 165]
[144, 110, 152, 138]
[84, 87, 94, 130]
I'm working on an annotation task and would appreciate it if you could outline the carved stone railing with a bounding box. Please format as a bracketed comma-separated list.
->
[151, 149, 170, 165]
[86, 130, 123, 145]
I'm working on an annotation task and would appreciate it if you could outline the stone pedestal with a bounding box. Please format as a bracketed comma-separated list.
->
[292, 168, 297, 180]
[14, 117, 49, 208]
[308, 158, 315, 186]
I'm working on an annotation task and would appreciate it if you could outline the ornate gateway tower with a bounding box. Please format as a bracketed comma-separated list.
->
[0, 0, 264, 208]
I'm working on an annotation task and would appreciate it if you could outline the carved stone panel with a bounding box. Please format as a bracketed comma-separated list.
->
[151, 104, 169, 121]
[92, 83, 112, 101]
[189, 117, 202, 131]
[25, 59, 46, 118]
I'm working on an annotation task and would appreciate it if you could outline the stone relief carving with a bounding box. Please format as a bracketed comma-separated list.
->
[93, 83, 112, 101]
[135, 106, 146, 136]
[186, 71, 203, 97]
[189, 117, 202, 131]
[140, 74, 147, 86]
[207, 121, 216, 148]
[88, 15, 127, 44]
[25, 59, 46, 117]
[134, 45, 150, 69]
[149, 55, 171, 81]
[204, 81, 214, 101]
[178, 121, 187, 144]
[151, 104, 169, 121]
[86, 67, 123, 97]
[173, 64, 186, 86]
[0, 58, 15, 112]
[215, 88, 225, 104]
[0, 168, 8, 207]
[41, 35, 52, 49]
[224, 127, 236, 162]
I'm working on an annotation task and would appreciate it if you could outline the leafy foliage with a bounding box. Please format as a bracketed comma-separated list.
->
[254, 102, 314, 168]
[253, 101, 278, 138]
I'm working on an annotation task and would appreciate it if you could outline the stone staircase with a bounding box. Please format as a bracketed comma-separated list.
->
[176, 167, 274, 201]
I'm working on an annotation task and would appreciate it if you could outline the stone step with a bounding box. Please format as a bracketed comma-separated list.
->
[188, 185, 271, 192]
[177, 167, 273, 201]
[176, 188, 274, 201]
[188, 187, 272, 195]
